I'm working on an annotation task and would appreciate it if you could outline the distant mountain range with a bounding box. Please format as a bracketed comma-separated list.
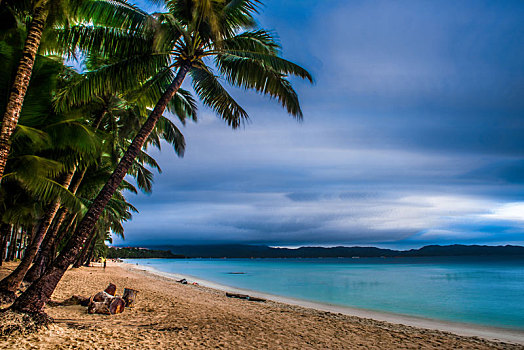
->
[138, 244, 524, 259]
[107, 247, 184, 259]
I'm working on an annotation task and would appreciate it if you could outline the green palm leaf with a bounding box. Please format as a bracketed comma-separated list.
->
[51, 25, 154, 59]
[75, 0, 151, 31]
[153, 115, 186, 156]
[215, 54, 307, 118]
[3, 173, 85, 214]
[190, 66, 248, 128]
[53, 52, 171, 111]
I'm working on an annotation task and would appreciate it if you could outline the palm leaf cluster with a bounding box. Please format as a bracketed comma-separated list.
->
[0, 0, 311, 313]
[0, 0, 194, 298]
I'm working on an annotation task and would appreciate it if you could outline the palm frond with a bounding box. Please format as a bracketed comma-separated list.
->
[222, 0, 260, 30]
[168, 88, 198, 124]
[51, 25, 154, 59]
[76, 0, 151, 31]
[137, 149, 162, 172]
[155, 115, 185, 156]
[53, 52, 170, 111]
[153, 12, 186, 50]
[217, 29, 279, 55]
[11, 125, 50, 150]
[219, 51, 313, 83]
[45, 118, 101, 157]
[128, 161, 154, 193]
[215, 54, 307, 118]
[8, 155, 64, 179]
[3, 173, 85, 214]
[190, 65, 248, 128]
[120, 179, 138, 194]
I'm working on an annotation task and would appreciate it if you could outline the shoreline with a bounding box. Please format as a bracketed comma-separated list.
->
[2, 261, 523, 349]
[123, 261, 524, 345]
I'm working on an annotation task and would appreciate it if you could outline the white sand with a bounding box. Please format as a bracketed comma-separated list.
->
[130, 262, 524, 345]
[0, 261, 522, 349]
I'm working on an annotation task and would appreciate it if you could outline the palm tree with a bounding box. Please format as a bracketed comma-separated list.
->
[74, 188, 136, 267]
[0, 56, 102, 301]
[0, 1, 188, 288]
[0, 20, 106, 297]
[0, 0, 150, 181]
[12, 0, 312, 313]
[23, 64, 195, 281]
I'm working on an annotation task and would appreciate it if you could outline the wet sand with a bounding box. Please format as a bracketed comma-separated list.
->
[1, 261, 523, 349]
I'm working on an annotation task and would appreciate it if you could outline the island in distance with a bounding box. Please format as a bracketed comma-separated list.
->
[109, 244, 524, 259]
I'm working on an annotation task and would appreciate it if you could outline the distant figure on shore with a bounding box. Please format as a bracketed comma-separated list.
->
[101, 257, 106, 269]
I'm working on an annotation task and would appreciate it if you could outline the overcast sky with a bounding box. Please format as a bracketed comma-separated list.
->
[114, 0, 524, 248]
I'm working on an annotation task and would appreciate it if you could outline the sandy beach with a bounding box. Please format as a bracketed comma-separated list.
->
[1, 261, 523, 349]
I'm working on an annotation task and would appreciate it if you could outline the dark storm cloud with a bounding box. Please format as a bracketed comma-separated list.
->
[117, 0, 524, 248]
[463, 160, 524, 184]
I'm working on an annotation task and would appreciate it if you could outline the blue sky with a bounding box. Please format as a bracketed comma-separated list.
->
[115, 0, 524, 248]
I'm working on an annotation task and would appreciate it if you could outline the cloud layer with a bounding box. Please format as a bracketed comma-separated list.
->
[118, 0, 524, 248]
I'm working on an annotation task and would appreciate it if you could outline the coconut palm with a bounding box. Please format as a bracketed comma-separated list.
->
[0, 0, 192, 282]
[12, 0, 312, 313]
[21, 53, 195, 280]
[0, 25, 97, 296]
[0, 0, 152, 181]
[0, 55, 104, 301]
[25, 100, 193, 281]
[26, 162, 139, 278]
[74, 188, 136, 267]
[21, 54, 194, 276]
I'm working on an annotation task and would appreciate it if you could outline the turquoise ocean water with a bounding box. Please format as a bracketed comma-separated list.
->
[125, 256, 524, 330]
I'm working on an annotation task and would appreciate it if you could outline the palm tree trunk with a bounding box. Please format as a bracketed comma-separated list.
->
[0, 237, 5, 265]
[51, 213, 77, 259]
[25, 111, 107, 282]
[24, 170, 81, 282]
[17, 230, 27, 259]
[11, 65, 191, 313]
[6, 227, 17, 261]
[0, 223, 11, 266]
[84, 240, 97, 267]
[13, 228, 22, 260]
[34, 208, 63, 261]
[73, 230, 97, 268]
[80, 234, 96, 267]
[0, 3, 49, 182]
[0, 172, 74, 301]
[24, 209, 68, 282]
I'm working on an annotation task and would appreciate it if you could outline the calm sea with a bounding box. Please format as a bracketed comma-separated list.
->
[125, 256, 524, 330]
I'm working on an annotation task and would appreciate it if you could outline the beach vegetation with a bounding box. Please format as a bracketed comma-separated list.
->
[106, 246, 184, 259]
[0, 0, 311, 320]
[0, 2, 191, 302]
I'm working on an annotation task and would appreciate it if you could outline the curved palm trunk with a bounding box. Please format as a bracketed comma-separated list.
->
[0, 172, 74, 301]
[0, 223, 12, 266]
[25, 111, 107, 282]
[73, 229, 96, 268]
[0, 3, 49, 182]
[6, 228, 17, 261]
[24, 208, 68, 282]
[78, 233, 97, 268]
[16, 230, 28, 259]
[50, 213, 77, 260]
[11, 65, 191, 313]
[84, 241, 97, 267]
[25, 170, 84, 281]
